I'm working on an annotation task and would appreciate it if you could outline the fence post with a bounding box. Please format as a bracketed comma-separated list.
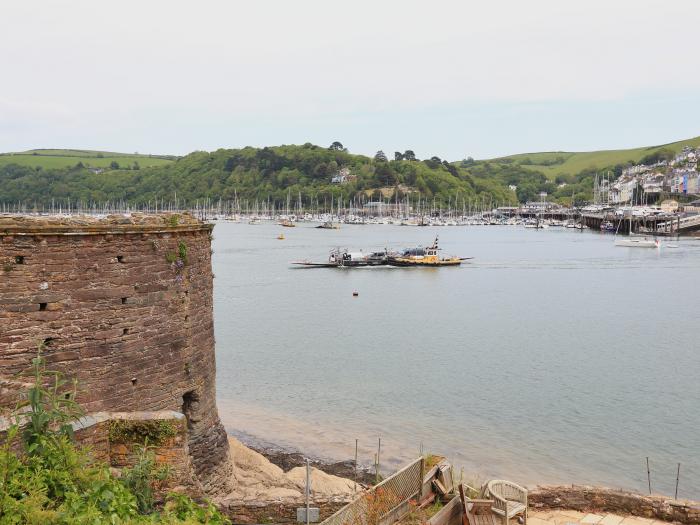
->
[306, 459, 311, 525]
[419, 455, 426, 500]
[354, 439, 358, 493]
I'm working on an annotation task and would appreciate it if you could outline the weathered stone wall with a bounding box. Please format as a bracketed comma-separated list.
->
[0, 213, 233, 495]
[221, 501, 347, 525]
[74, 411, 203, 497]
[530, 485, 700, 525]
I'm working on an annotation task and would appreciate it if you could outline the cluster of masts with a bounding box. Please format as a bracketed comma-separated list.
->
[0, 191, 519, 221]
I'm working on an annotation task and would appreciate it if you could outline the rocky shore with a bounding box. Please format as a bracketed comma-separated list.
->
[217, 436, 363, 523]
[226, 430, 376, 485]
[244, 442, 376, 486]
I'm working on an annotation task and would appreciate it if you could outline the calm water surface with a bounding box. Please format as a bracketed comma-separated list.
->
[212, 223, 699, 498]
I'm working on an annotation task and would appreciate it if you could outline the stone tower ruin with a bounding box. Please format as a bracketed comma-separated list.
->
[0, 213, 233, 495]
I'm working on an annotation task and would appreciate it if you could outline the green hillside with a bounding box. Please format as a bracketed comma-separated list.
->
[0, 144, 520, 207]
[493, 135, 700, 178]
[2, 136, 698, 208]
[0, 149, 176, 169]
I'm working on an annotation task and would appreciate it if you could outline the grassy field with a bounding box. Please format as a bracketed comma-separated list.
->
[492, 135, 700, 178]
[0, 149, 176, 169]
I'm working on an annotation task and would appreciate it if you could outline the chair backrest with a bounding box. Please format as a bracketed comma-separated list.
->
[486, 480, 526, 502]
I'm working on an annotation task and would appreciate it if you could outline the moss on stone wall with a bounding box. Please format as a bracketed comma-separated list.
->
[108, 419, 183, 446]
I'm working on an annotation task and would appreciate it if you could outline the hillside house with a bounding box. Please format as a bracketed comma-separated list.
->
[331, 167, 353, 184]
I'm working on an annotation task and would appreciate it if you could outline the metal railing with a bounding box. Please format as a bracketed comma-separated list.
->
[656, 213, 700, 232]
[320, 457, 424, 525]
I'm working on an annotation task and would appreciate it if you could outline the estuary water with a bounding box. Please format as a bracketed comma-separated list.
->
[212, 223, 700, 498]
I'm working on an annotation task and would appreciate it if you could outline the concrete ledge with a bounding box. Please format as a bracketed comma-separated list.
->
[71, 410, 185, 431]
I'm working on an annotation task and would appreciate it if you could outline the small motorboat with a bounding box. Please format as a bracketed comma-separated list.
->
[316, 221, 340, 230]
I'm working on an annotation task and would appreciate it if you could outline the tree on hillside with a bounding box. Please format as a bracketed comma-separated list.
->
[516, 184, 538, 203]
[110, 161, 120, 170]
[394, 152, 404, 161]
[640, 148, 675, 166]
[329, 141, 344, 151]
[423, 157, 442, 169]
[375, 162, 397, 186]
[374, 150, 388, 162]
[403, 150, 417, 161]
[313, 162, 329, 179]
[442, 160, 459, 177]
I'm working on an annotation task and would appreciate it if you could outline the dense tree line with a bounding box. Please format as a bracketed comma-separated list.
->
[0, 142, 609, 208]
[0, 144, 517, 208]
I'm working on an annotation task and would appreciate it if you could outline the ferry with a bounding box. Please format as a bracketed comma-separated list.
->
[387, 237, 469, 267]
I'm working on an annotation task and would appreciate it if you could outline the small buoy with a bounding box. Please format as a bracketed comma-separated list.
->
[352, 291, 359, 297]
[277, 233, 285, 240]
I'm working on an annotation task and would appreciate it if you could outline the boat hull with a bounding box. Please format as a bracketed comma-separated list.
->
[291, 260, 387, 268]
[615, 239, 658, 248]
[387, 257, 463, 267]
[291, 262, 341, 268]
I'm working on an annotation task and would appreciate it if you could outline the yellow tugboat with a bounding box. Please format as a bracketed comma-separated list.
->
[388, 236, 469, 267]
[278, 218, 296, 227]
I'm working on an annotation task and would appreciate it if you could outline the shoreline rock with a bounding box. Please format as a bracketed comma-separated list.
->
[222, 437, 361, 505]
[227, 431, 376, 486]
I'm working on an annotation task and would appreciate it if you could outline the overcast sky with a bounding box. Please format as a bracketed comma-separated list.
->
[3, 0, 700, 160]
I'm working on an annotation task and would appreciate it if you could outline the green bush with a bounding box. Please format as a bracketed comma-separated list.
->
[0, 350, 230, 525]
